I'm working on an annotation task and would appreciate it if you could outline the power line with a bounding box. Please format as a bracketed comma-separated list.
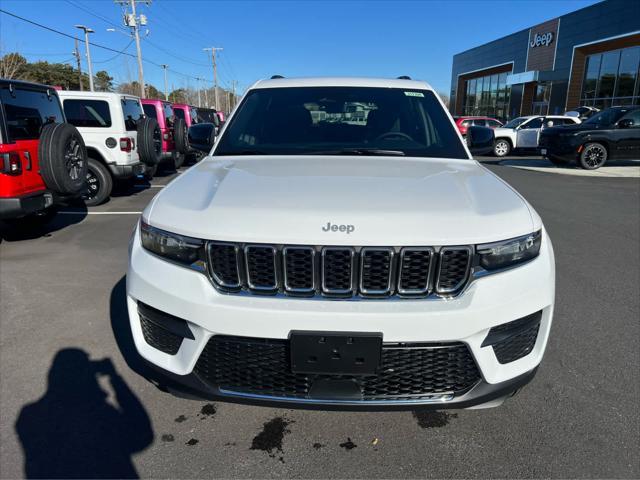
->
[64, 0, 127, 32]
[0, 8, 215, 87]
[93, 39, 134, 64]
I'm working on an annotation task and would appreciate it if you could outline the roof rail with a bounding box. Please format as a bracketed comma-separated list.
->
[397, 75, 411, 80]
[270, 75, 285, 79]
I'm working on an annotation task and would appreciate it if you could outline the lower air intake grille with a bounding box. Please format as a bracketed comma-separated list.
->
[490, 313, 541, 364]
[193, 335, 481, 401]
[139, 315, 183, 355]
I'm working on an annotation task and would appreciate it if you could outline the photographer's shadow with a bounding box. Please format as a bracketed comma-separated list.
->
[15, 348, 153, 479]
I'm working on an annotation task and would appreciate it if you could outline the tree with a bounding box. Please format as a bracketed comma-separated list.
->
[94, 70, 113, 92]
[437, 92, 450, 108]
[0, 52, 27, 79]
[20, 61, 85, 90]
[168, 88, 187, 103]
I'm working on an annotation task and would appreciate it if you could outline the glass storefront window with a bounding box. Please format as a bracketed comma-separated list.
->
[596, 50, 620, 100]
[580, 46, 640, 108]
[615, 47, 639, 98]
[462, 72, 511, 119]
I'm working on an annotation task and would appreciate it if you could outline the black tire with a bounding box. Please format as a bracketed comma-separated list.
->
[173, 151, 185, 169]
[137, 117, 162, 166]
[144, 164, 157, 180]
[173, 117, 189, 154]
[38, 123, 88, 195]
[493, 138, 511, 157]
[83, 157, 113, 206]
[579, 142, 608, 170]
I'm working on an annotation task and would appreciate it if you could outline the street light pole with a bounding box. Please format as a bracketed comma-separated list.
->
[161, 64, 169, 100]
[75, 25, 94, 91]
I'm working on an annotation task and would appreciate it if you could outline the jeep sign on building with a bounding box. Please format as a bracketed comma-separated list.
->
[450, 0, 640, 120]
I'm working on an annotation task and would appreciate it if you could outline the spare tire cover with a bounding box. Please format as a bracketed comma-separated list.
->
[173, 117, 189, 154]
[137, 116, 162, 166]
[38, 123, 88, 195]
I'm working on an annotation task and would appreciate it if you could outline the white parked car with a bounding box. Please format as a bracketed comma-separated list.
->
[127, 77, 555, 409]
[58, 91, 162, 205]
[492, 115, 581, 157]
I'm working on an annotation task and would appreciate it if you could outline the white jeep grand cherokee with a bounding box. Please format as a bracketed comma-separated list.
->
[127, 77, 555, 409]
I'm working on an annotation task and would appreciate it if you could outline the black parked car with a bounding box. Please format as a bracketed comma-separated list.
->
[539, 106, 640, 169]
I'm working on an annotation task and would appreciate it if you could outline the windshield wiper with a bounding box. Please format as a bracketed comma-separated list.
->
[306, 148, 406, 156]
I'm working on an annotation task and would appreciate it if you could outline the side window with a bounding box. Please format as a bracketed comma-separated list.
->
[121, 99, 144, 131]
[0, 87, 64, 141]
[473, 119, 487, 126]
[142, 104, 157, 119]
[190, 107, 199, 124]
[174, 108, 185, 121]
[487, 119, 501, 127]
[163, 103, 174, 127]
[619, 109, 640, 127]
[521, 117, 543, 129]
[63, 99, 112, 128]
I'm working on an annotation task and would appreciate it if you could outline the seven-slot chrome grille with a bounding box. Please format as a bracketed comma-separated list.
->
[206, 242, 472, 299]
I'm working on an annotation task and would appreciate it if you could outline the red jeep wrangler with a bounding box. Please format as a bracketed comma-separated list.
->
[141, 99, 189, 171]
[0, 79, 87, 227]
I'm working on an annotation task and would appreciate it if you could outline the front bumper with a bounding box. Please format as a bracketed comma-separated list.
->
[126, 225, 555, 408]
[0, 190, 53, 220]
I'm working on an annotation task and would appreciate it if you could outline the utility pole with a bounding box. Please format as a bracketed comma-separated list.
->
[195, 77, 202, 107]
[117, 0, 151, 98]
[160, 64, 169, 100]
[203, 47, 222, 110]
[231, 80, 237, 110]
[73, 38, 83, 91]
[75, 25, 94, 91]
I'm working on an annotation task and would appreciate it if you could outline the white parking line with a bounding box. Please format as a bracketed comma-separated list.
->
[134, 184, 165, 188]
[58, 211, 142, 215]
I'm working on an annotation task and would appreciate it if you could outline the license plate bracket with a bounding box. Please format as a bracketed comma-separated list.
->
[290, 331, 382, 375]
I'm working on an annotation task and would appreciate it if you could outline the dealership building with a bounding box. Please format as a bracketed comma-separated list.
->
[450, 0, 640, 120]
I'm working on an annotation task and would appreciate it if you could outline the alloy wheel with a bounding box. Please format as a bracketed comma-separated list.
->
[583, 145, 605, 168]
[64, 138, 84, 181]
[494, 140, 509, 157]
[83, 169, 99, 200]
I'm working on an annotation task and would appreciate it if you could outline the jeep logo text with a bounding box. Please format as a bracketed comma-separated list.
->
[530, 32, 554, 48]
[322, 222, 355, 234]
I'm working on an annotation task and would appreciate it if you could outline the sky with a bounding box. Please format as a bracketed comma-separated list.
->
[0, 0, 601, 95]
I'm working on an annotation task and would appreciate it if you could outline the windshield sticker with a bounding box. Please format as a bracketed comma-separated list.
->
[404, 91, 424, 97]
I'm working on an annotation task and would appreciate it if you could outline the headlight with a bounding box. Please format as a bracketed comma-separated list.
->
[140, 221, 206, 271]
[477, 230, 541, 270]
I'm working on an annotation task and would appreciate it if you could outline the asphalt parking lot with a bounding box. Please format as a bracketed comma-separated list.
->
[1, 159, 639, 479]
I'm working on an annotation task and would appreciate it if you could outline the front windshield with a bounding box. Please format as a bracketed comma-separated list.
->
[584, 108, 627, 126]
[503, 117, 528, 129]
[215, 86, 468, 159]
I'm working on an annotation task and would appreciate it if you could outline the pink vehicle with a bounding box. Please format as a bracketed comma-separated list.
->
[172, 103, 199, 128]
[141, 99, 189, 170]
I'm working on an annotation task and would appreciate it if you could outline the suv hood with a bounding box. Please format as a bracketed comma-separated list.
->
[145, 156, 536, 245]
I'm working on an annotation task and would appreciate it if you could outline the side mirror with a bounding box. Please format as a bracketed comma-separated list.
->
[617, 118, 634, 129]
[466, 125, 494, 156]
[188, 123, 216, 153]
